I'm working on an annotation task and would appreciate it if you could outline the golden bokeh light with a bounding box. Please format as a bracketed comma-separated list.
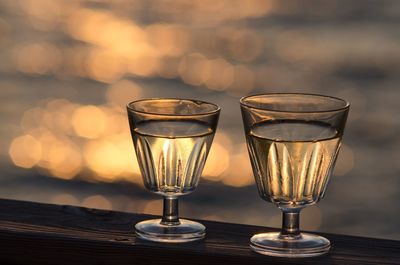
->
[203, 131, 232, 181]
[222, 144, 254, 187]
[102, 112, 129, 136]
[67, 8, 151, 57]
[126, 55, 160, 77]
[178, 53, 209, 86]
[9, 135, 42, 168]
[146, 24, 190, 57]
[6, 0, 309, 190]
[203, 143, 230, 181]
[85, 49, 125, 83]
[34, 130, 82, 180]
[12, 98, 259, 187]
[46, 100, 77, 134]
[111, 134, 141, 182]
[84, 134, 140, 183]
[13, 42, 62, 74]
[105, 79, 143, 108]
[67, 9, 115, 46]
[19, 0, 64, 31]
[84, 140, 126, 181]
[203, 58, 234, 91]
[82, 195, 113, 210]
[13, 99, 145, 185]
[72, 105, 106, 139]
[47, 142, 82, 180]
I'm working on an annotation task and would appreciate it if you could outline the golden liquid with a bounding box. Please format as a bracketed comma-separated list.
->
[132, 120, 214, 195]
[247, 120, 341, 208]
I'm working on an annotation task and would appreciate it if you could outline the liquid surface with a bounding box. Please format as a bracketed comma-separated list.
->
[247, 120, 341, 208]
[133, 120, 214, 195]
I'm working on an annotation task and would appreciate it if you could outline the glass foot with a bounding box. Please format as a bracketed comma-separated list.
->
[250, 232, 330, 258]
[135, 218, 205, 243]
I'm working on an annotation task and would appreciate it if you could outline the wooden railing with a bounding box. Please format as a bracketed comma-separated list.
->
[0, 198, 399, 264]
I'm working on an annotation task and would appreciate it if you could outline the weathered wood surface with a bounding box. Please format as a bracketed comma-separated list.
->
[0, 198, 399, 265]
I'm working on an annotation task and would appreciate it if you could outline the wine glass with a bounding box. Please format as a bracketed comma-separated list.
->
[240, 93, 349, 257]
[127, 98, 220, 243]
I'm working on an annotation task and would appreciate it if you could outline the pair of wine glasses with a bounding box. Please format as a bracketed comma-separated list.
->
[127, 93, 349, 258]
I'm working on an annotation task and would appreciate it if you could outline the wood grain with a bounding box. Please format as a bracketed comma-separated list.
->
[0, 199, 398, 265]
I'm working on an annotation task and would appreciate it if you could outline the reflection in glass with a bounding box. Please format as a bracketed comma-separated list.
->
[127, 98, 220, 242]
[241, 93, 349, 257]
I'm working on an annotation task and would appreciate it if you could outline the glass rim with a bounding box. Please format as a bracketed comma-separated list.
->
[126, 97, 221, 117]
[240, 93, 350, 114]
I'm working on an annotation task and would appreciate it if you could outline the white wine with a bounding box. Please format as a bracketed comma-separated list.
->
[133, 120, 214, 195]
[247, 120, 341, 208]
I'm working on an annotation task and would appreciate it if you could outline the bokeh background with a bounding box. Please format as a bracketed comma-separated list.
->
[0, 0, 399, 240]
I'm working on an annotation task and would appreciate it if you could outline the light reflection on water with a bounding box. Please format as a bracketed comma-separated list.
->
[0, 0, 399, 240]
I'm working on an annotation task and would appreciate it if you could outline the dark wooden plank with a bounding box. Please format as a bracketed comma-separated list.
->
[0, 199, 398, 265]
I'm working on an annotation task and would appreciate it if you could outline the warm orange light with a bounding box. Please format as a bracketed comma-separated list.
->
[84, 139, 130, 181]
[48, 142, 82, 180]
[72, 105, 106, 139]
[9, 135, 42, 168]
[203, 142, 230, 181]
[33, 130, 82, 180]
[222, 144, 254, 187]
[127, 55, 160, 77]
[203, 58, 234, 91]
[20, 0, 75, 31]
[13, 42, 61, 74]
[47, 100, 77, 134]
[67, 9, 113, 44]
[146, 24, 190, 57]
[109, 134, 142, 183]
[85, 49, 124, 83]
[67, 8, 154, 65]
[82, 195, 113, 210]
[203, 132, 232, 181]
[178, 53, 209, 86]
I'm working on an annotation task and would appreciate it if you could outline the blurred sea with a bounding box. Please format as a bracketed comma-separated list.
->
[0, 0, 399, 240]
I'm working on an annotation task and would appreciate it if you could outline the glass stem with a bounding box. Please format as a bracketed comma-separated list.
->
[161, 196, 180, 225]
[280, 210, 301, 238]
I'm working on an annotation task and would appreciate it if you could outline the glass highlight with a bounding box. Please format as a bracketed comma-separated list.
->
[241, 93, 349, 257]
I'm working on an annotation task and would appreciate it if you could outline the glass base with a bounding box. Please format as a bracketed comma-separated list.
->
[135, 218, 205, 243]
[250, 232, 330, 258]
